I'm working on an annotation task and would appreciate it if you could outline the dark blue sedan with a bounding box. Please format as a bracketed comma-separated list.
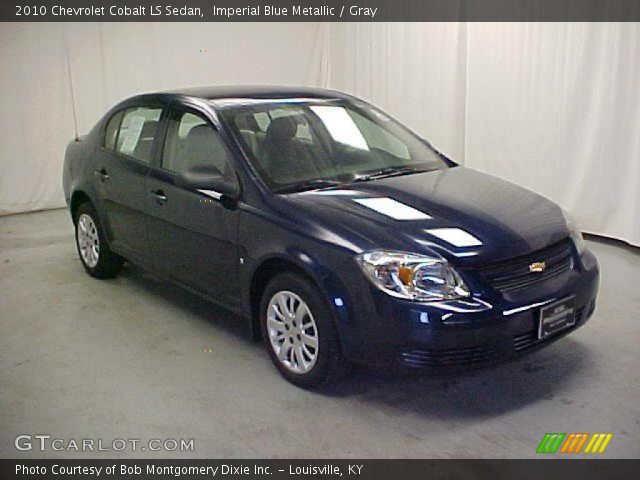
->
[63, 86, 599, 388]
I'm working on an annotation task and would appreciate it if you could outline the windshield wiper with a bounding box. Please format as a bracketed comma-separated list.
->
[274, 166, 431, 193]
[274, 179, 343, 194]
[353, 166, 427, 183]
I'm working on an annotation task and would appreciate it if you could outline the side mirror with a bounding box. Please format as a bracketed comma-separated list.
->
[176, 165, 240, 202]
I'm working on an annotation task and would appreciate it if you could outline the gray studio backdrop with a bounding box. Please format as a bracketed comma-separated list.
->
[1, 22, 638, 246]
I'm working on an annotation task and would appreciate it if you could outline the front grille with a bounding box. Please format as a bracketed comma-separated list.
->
[476, 239, 574, 293]
[399, 345, 497, 367]
[513, 304, 586, 352]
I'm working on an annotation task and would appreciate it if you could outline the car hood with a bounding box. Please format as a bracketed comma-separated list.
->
[279, 166, 569, 266]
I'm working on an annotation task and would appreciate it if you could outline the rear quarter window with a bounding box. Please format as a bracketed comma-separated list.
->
[103, 111, 123, 150]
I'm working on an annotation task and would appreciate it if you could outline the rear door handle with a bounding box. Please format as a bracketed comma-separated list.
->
[94, 168, 109, 181]
[150, 189, 168, 204]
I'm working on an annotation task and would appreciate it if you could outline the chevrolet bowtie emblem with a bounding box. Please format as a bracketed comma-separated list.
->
[529, 261, 546, 273]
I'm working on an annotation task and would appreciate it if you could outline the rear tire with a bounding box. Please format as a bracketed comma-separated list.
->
[260, 272, 348, 388]
[74, 202, 123, 279]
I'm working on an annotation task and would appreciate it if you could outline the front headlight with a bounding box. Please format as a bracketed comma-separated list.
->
[356, 250, 470, 302]
[562, 209, 586, 255]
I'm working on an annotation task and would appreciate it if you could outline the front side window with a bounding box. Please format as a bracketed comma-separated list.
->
[162, 110, 235, 181]
[220, 100, 448, 192]
[115, 107, 162, 163]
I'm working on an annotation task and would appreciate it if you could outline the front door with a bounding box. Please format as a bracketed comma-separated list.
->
[145, 107, 241, 310]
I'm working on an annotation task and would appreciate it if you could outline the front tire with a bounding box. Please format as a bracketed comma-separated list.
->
[74, 202, 123, 278]
[260, 273, 347, 388]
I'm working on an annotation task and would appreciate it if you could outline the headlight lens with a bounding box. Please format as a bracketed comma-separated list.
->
[356, 250, 470, 302]
[562, 209, 586, 255]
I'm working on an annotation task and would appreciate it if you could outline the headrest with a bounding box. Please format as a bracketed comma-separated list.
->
[184, 124, 228, 170]
[186, 124, 211, 141]
[139, 120, 158, 138]
[236, 114, 260, 132]
[265, 116, 298, 143]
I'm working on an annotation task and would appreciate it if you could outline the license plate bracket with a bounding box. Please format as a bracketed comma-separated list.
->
[538, 296, 576, 339]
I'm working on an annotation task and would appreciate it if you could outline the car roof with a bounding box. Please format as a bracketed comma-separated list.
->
[160, 85, 351, 102]
[101, 86, 358, 129]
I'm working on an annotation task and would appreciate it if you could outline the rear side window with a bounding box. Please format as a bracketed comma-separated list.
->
[104, 111, 123, 150]
[115, 107, 162, 163]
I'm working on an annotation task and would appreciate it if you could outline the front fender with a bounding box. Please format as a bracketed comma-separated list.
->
[240, 230, 357, 353]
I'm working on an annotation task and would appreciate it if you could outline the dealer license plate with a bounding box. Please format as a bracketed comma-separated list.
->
[539, 296, 576, 339]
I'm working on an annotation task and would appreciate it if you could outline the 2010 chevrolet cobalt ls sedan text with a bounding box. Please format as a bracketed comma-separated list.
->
[63, 86, 599, 388]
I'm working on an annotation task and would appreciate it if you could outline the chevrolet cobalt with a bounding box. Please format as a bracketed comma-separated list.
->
[63, 86, 599, 387]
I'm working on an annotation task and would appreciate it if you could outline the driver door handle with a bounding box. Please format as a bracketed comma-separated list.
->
[150, 189, 168, 204]
[94, 168, 109, 181]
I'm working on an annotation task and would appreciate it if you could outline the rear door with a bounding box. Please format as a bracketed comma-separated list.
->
[96, 105, 163, 263]
[145, 104, 241, 309]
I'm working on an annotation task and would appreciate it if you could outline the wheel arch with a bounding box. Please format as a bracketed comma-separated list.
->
[247, 249, 355, 351]
[69, 190, 93, 221]
[248, 256, 318, 340]
[69, 189, 114, 251]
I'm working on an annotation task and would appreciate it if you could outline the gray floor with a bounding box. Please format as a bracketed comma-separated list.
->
[1, 209, 639, 459]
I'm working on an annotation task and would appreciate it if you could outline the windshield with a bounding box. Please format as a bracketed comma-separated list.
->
[219, 99, 450, 193]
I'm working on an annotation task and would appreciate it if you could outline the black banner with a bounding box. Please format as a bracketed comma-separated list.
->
[4, 0, 640, 22]
[2, 459, 640, 480]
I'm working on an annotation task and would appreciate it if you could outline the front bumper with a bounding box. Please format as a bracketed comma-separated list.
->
[338, 249, 600, 369]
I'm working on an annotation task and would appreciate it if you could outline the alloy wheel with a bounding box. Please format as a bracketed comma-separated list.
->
[266, 291, 319, 374]
[77, 213, 100, 268]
